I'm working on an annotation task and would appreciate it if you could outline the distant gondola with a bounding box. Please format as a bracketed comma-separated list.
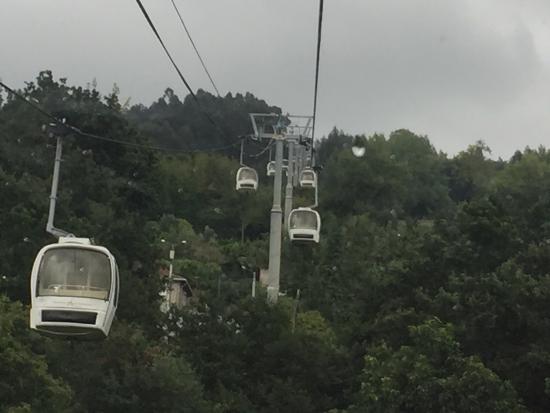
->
[236, 166, 259, 191]
[266, 161, 276, 177]
[299, 168, 317, 188]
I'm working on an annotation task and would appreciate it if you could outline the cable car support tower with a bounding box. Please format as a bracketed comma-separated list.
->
[249, 114, 313, 304]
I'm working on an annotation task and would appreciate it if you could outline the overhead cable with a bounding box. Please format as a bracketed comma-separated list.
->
[73, 128, 240, 153]
[135, 0, 230, 140]
[249, 139, 274, 158]
[170, 0, 221, 97]
[311, 0, 324, 142]
[0, 80, 240, 154]
[0, 81, 62, 124]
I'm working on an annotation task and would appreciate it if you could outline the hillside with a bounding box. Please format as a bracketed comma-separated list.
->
[1, 72, 549, 412]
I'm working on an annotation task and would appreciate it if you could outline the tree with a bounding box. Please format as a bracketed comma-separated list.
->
[320, 130, 451, 221]
[0, 296, 74, 412]
[44, 322, 214, 413]
[348, 319, 527, 413]
[165, 298, 352, 413]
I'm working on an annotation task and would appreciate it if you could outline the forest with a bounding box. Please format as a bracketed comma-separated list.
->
[1, 71, 550, 412]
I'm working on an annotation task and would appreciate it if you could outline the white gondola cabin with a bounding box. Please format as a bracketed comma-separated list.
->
[299, 169, 317, 188]
[266, 161, 275, 177]
[236, 167, 258, 191]
[288, 207, 321, 243]
[266, 161, 290, 177]
[30, 237, 119, 339]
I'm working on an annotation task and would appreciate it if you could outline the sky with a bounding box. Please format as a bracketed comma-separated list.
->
[2, 0, 550, 158]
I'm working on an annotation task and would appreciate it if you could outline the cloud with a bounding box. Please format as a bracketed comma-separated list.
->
[2, 0, 550, 157]
[315, 0, 548, 156]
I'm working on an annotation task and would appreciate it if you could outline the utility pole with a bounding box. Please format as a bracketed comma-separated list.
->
[168, 246, 175, 305]
[267, 135, 284, 304]
[251, 268, 257, 298]
[291, 289, 301, 333]
[160, 239, 186, 312]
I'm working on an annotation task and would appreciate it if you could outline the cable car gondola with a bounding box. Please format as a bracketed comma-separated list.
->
[266, 160, 290, 177]
[30, 237, 119, 339]
[288, 207, 321, 243]
[236, 166, 259, 191]
[299, 168, 317, 188]
[266, 161, 275, 177]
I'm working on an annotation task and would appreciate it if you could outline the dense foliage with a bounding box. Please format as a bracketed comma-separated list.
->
[1, 72, 550, 412]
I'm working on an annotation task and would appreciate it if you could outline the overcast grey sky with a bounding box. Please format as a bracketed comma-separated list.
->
[2, 0, 550, 158]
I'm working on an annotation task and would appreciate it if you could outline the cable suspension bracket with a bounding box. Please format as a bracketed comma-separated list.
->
[44, 122, 74, 238]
